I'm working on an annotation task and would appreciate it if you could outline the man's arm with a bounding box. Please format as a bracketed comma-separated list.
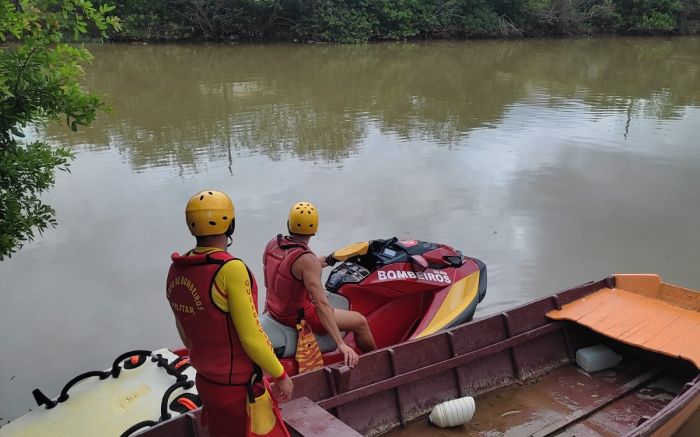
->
[223, 260, 293, 399]
[317, 255, 328, 267]
[294, 253, 359, 367]
[223, 261, 285, 375]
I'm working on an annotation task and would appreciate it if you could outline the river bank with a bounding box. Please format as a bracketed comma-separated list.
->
[104, 0, 700, 43]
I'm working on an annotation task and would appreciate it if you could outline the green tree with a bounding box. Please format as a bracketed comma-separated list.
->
[611, 0, 683, 32]
[0, 1, 120, 260]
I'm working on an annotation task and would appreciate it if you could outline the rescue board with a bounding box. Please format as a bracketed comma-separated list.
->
[0, 349, 199, 437]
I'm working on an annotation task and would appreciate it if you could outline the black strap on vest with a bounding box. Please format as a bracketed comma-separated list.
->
[275, 234, 311, 283]
[276, 234, 307, 251]
[246, 365, 264, 403]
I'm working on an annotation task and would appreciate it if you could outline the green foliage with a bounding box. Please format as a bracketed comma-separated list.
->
[587, 0, 623, 32]
[0, 1, 120, 260]
[683, 0, 700, 33]
[639, 10, 678, 32]
[90, 1, 182, 40]
[93, 0, 700, 42]
[291, 0, 513, 42]
[410, 0, 501, 38]
[298, 0, 378, 42]
[0, 143, 73, 259]
[371, 0, 422, 40]
[614, 0, 683, 33]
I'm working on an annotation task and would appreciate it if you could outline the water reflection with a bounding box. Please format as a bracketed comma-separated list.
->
[45, 38, 699, 169]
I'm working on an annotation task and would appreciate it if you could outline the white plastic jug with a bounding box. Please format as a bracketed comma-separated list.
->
[428, 395, 476, 428]
[576, 344, 622, 373]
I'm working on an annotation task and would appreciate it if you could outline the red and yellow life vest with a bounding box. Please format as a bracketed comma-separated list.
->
[263, 235, 312, 327]
[166, 250, 256, 385]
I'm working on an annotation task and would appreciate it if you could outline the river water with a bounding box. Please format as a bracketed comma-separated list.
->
[1, 37, 699, 424]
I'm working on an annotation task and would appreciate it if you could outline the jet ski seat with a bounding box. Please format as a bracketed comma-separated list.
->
[260, 292, 350, 358]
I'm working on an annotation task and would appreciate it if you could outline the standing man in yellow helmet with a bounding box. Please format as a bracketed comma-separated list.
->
[166, 190, 292, 437]
[263, 201, 377, 368]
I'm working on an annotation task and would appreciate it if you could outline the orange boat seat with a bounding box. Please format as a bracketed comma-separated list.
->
[547, 274, 700, 369]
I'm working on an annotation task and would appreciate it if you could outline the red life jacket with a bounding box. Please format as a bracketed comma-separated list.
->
[263, 235, 313, 327]
[166, 250, 256, 385]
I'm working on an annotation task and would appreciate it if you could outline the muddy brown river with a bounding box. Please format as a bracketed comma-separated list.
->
[1, 37, 699, 425]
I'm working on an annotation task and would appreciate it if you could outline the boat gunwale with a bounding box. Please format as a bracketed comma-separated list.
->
[295, 276, 613, 407]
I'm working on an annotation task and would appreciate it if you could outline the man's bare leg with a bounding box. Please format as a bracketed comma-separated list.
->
[334, 308, 377, 352]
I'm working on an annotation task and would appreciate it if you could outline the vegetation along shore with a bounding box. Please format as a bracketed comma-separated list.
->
[105, 0, 700, 43]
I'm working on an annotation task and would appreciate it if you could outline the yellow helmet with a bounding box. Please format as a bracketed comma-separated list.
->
[185, 190, 235, 237]
[288, 201, 318, 235]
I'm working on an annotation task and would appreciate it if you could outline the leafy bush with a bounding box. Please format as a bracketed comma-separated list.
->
[587, 0, 622, 33]
[96, 0, 699, 41]
[614, 0, 683, 33]
[0, 1, 120, 260]
[297, 0, 378, 43]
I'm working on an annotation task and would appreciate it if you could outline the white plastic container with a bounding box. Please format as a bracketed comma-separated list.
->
[576, 344, 622, 373]
[428, 395, 476, 428]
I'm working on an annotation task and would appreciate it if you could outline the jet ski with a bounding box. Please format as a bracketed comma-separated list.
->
[260, 237, 486, 375]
